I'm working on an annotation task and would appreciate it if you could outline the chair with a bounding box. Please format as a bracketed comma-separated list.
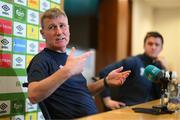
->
[23, 83, 51, 120]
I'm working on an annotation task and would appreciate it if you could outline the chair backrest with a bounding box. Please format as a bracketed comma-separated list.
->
[23, 83, 51, 120]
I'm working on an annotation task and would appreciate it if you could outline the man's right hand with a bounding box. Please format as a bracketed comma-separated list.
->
[103, 97, 126, 110]
[64, 47, 92, 76]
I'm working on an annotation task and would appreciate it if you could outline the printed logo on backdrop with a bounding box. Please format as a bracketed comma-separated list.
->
[25, 112, 37, 120]
[0, 54, 12, 68]
[14, 22, 26, 38]
[14, 5, 27, 22]
[0, 35, 12, 52]
[0, 100, 10, 116]
[27, 24, 38, 40]
[0, 18, 12, 34]
[28, 0, 39, 10]
[11, 115, 24, 120]
[51, 0, 61, 4]
[0, 1, 13, 18]
[25, 99, 38, 112]
[13, 54, 25, 69]
[13, 38, 26, 53]
[40, 0, 50, 12]
[27, 9, 39, 25]
[51, 2, 61, 9]
[14, 0, 27, 6]
[11, 99, 25, 115]
[38, 112, 45, 120]
[27, 40, 38, 55]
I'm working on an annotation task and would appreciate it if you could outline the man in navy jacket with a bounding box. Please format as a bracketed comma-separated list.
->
[99, 32, 167, 110]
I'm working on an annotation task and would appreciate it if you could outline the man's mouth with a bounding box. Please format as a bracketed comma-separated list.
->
[56, 36, 65, 41]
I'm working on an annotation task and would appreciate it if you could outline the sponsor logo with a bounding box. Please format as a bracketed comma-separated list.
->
[16, 57, 23, 63]
[0, 1, 12, 18]
[2, 5, 10, 12]
[27, 9, 39, 25]
[28, 0, 39, 10]
[27, 24, 38, 39]
[16, 25, 23, 31]
[0, 18, 12, 34]
[0, 36, 12, 52]
[14, 22, 26, 37]
[13, 54, 25, 68]
[16, 9, 25, 17]
[0, 101, 10, 116]
[14, 5, 26, 22]
[40, 0, 50, 12]
[27, 40, 38, 54]
[1, 38, 9, 45]
[0, 1, 13, 18]
[0, 54, 12, 68]
[13, 38, 26, 53]
[0, 103, 8, 111]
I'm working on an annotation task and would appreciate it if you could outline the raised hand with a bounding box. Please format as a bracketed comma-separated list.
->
[64, 47, 92, 76]
[106, 67, 131, 87]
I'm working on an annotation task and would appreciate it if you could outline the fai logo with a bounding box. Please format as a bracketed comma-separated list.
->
[16, 9, 25, 17]
[14, 5, 27, 22]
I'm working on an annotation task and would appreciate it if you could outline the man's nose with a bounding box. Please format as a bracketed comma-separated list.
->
[56, 27, 63, 35]
[151, 44, 156, 49]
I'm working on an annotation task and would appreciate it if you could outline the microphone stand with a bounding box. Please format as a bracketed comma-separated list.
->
[151, 75, 174, 114]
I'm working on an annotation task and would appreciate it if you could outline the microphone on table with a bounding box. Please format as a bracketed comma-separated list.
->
[144, 65, 178, 84]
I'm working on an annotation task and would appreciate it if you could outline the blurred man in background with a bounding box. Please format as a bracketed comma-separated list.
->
[99, 31, 168, 110]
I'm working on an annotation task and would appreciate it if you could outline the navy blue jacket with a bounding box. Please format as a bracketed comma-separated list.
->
[27, 48, 97, 119]
[99, 54, 165, 106]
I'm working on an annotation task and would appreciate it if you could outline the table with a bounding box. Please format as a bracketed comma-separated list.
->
[78, 100, 180, 120]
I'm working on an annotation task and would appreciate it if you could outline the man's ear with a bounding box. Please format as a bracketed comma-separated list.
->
[40, 29, 45, 39]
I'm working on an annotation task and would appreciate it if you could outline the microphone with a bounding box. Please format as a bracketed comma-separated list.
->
[143, 65, 170, 83]
[144, 65, 178, 84]
[144, 65, 164, 83]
